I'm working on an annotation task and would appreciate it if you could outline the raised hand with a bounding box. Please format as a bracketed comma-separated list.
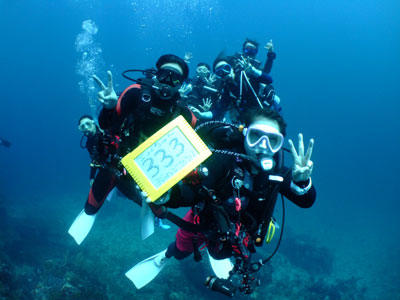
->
[288, 133, 314, 182]
[264, 39, 274, 52]
[92, 71, 118, 109]
[178, 82, 192, 97]
[183, 52, 193, 63]
[199, 98, 212, 112]
[205, 74, 217, 86]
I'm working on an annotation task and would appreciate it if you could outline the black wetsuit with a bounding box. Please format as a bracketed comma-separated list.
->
[263, 51, 276, 74]
[83, 130, 101, 180]
[83, 84, 197, 215]
[183, 76, 219, 110]
[211, 54, 275, 123]
[164, 130, 316, 260]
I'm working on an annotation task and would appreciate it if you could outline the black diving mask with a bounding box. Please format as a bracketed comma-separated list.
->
[244, 46, 258, 56]
[215, 64, 232, 78]
[156, 68, 184, 87]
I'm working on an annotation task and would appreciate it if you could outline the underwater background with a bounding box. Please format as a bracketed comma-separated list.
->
[0, 0, 399, 299]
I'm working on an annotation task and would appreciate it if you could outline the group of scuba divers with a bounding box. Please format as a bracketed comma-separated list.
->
[70, 38, 316, 297]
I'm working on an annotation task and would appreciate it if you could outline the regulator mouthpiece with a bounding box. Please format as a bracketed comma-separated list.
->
[260, 158, 274, 170]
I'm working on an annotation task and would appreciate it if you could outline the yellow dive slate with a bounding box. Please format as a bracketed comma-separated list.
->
[121, 115, 212, 202]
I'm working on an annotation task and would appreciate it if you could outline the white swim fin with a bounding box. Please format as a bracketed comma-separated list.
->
[106, 187, 115, 202]
[207, 250, 233, 279]
[125, 249, 168, 289]
[140, 198, 155, 240]
[68, 209, 96, 245]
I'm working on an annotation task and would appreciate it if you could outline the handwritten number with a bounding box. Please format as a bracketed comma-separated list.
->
[155, 149, 174, 168]
[140, 135, 189, 181]
[169, 138, 184, 157]
[142, 158, 160, 178]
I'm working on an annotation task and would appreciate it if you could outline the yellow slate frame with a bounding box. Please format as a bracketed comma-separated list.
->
[121, 115, 212, 202]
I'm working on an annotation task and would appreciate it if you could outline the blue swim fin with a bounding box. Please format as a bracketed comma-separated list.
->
[125, 249, 168, 289]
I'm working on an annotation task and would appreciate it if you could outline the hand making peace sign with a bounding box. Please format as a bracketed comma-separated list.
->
[92, 71, 118, 109]
[288, 133, 314, 182]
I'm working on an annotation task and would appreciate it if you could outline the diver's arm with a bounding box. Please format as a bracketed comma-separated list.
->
[210, 92, 230, 120]
[173, 103, 198, 128]
[98, 87, 141, 130]
[245, 63, 273, 84]
[258, 72, 273, 84]
[263, 39, 276, 74]
[280, 169, 316, 208]
[98, 108, 115, 129]
[164, 184, 197, 208]
[263, 51, 276, 74]
[237, 56, 273, 84]
[190, 106, 213, 120]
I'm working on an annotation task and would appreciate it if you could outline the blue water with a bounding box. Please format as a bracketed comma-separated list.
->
[1, 0, 399, 299]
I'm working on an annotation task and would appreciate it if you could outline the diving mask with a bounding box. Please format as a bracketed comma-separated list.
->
[243, 46, 258, 56]
[78, 119, 95, 132]
[245, 124, 283, 152]
[196, 65, 210, 76]
[215, 64, 232, 78]
[156, 68, 184, 87]
[244, 123, 284, 170]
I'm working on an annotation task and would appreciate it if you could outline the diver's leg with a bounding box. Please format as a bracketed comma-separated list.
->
[165, 241, 192, 260]
[166, 209, 208, 259]
[116, 175, 142, 206]
[69, 169, 116, 245]
[85, 169, 116, 215]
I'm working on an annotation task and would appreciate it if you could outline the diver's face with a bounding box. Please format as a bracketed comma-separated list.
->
[214, 61, 234, 81]
[196, 65, 210, 79]
[244, 117, 283, 171]
[243, 43, 258, 58]
[154, 63, 184, 99]
[78, 118, 96, 136]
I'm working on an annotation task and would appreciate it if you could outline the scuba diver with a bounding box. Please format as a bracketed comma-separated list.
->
[232, 38, 277, 75]
[76, 114, 171, 236]
[231, 38, 281, 115]
[126, 108, 316, 296]
[206, 51, 277, 123]
[68, 54, 193, 245]
[0, 137, 11, 148]
[69, 114, 121, 244]
[77, 115, 112, 186]
[183, 62, 219, 121]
